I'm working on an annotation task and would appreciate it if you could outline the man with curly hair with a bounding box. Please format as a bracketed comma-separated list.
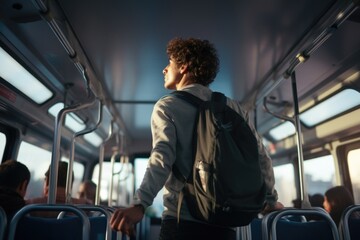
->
[111, 38, 282, 239]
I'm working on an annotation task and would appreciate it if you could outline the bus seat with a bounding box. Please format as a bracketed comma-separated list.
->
[7, 204, 90, 240]
[136, 214, 150, 240]
[77, 205, 113, 240]
[340, 204, 360, 240]
[267, 208, 340, 240]
[250, 217, 262, 240]
[0, 207, 7, 240]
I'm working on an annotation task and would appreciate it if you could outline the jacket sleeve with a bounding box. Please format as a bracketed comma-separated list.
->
[133, 99, 176, 208]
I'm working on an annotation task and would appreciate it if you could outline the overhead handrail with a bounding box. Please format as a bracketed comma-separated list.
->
[95, 120, 114, 205]
[32, 0, 128, 140]
[48, 97, 97, 204]
[254, 0, 358, 106]
[65, 99, 103, 203]
[263, 97, 293, 122]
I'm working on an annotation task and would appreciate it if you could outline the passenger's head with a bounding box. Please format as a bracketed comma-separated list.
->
[165, 38, 219, 86]
[309, 193, 324, 208]
[324, 186, 354, 225]
[0, 160, 30, 197]
[44, 161, 74, 194]
[78, 180, 97, 204]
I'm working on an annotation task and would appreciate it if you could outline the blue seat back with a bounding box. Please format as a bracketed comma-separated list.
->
[348, 218, 360, 240]
[276, 220, 334, 240]
[14, 216, 83, 240]
[340, 205, 360, 240]
[0, 207, 7, 240]
[270, 208, 339, 240]
[89, 216, 107, 240]
[250, 218, 262, 240]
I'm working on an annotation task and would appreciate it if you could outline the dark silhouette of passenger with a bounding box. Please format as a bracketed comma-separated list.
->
[309, 193, 324, 208]
[0, 160, 30, 222]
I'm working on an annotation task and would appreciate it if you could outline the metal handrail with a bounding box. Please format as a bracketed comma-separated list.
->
[95, 120, 114, 205]
[65, 99, 103, 203]
[49, 98, 97, 204]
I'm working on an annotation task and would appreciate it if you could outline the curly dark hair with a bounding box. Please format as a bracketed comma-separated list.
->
[166, 38, 219, 86]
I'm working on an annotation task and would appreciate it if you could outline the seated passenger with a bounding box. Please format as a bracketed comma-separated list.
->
[310, 193, 324, 208]
[0, 160, 30, 221]
[78, 180, 97, 204]
[323, 186, 355, 226]
[26, 161, 88, 205]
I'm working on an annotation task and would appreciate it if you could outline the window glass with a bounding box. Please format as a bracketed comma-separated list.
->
[300, 89, 360, 127]
[0, 46, 53, 104]
[348, 149, 360, 203]
[304, 155, 336, 196]
[92, 159, 134, 207]
[0, 132, 6, 161]
[134, 157, 163, 218]
[273, 164, 296, 207]
[17, 141, 52, 199]
[269, 121, 296, 141]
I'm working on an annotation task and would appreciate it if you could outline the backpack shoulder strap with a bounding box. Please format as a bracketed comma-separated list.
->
[170, 90, 204, 107]
[170, 90, 204, 182]
[210, 92, 227, 119]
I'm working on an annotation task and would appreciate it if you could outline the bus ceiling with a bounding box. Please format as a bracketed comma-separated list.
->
[0, 0, 360, 156]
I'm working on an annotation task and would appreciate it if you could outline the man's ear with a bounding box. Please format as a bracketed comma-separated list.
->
[179, 64, 188, 74]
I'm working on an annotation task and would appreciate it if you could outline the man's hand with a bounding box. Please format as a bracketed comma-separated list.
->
[261, 201, 284, 215]
[110, 205, 145, 236]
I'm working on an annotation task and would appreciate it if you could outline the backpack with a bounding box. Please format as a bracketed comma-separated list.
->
[171, 91, 266, 227]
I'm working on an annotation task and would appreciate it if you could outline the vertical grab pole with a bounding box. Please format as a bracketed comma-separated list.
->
[65, 99, 102, 203]
[291, 71, 310, 208]
[49, 100, 96, 204]
[117, 133, 125, 205]
[95, 120, 114, 205]
[108, 148, 119, 206]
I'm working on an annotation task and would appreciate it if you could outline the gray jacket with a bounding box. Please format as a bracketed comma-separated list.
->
[133, 83, 277, 221]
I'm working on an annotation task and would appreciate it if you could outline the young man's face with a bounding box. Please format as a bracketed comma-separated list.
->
[162, 58, 182, 90]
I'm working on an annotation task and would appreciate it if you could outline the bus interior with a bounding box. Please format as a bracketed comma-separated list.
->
[1, 0, 360, 239]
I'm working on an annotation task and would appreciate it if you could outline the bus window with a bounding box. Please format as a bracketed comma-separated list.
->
[348, 149, 360, 204]
[61, 156, 85, 197]
[304, 155, 335, 196]
[0, 132, 6, 161]
[274, 163, 296, 207]
[17, 141, 51, 199]
[134, 157, 164, 218]
[92, 160, 134, 207]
